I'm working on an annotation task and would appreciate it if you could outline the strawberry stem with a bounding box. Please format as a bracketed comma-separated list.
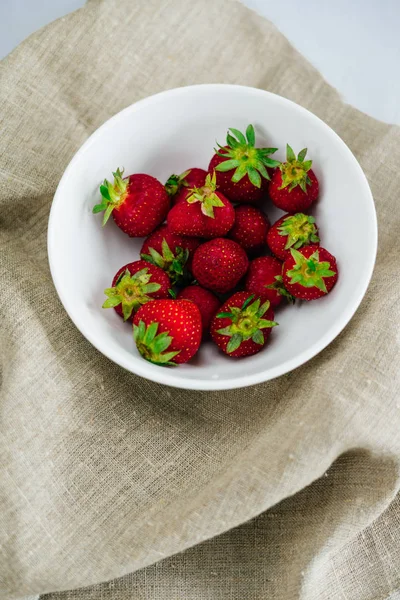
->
[216, 295, 278, 353]
[265, 275, 295, 303]
[287, 249, 336, 293]
[214, 124, 280, 188]
[93, 168, 129, 225]
[277, 213, 320, 250]
[141, 238, 191, 286]
[103, 268, 161, 321]
[186, 171, 225, 219]
[278, 145, 313, 193]
[133, 320, 180, 365]
[165, 169, 191, 197]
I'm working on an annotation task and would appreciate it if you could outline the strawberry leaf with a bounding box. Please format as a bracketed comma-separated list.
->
[227, 333, 243, 353]
[254, 161, 269, 180]
[257, 300, 271, 317]
[227, 134, 240, 148]
[258, 319, 278, 329]
[247, 167, 261, 188]
[298, 148, 308, 162]
[214, 126, 281, 187]
[92, 202, 108, 214]
[286, 144, 296, 162]
[143, 283, 161, 293]
[102, 204, 114, 225]
[217, 326, 233, 336]
[99, 185, 111, 201]
[252, 329, 264, 345]
[144, 322, 158, 344]
[229, 128, 247, 145]
[231, 163, 248, 183]
[246, 124, 255, 146]
[153, 333, 173, 354]
[241, 295, 255, 310]
[279, 146, 314, 192]
[161, 238, 175, 262]
[122, 302, 134, 321]
[246, 298, 261, 316]
[102, 296, 123, 309]
[215, 159, 241, 172]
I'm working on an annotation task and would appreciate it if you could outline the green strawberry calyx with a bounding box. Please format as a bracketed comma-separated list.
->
[102, 268, 161, 321]
[141, 238, 190, 286]
[133, 320, 180, 366]
[165, 169, 191, 197]
[93, 167, 129, 225]
[186, 171, 225, 219]
[278, 213, 320, 250]
[265, 275, 295, 304]
[216, 294, 278, 353]
[214, 124, 280, 188]
[287, 249, 336, 293]
[279, 145, 313, 192]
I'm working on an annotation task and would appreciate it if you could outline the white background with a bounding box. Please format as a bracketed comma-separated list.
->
[1, 0, 400, 125]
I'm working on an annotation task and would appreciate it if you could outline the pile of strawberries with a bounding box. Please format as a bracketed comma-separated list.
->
[93, 125, 338, 366]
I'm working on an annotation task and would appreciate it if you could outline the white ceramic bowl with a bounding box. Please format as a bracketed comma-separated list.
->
[48, 84, 377, 390]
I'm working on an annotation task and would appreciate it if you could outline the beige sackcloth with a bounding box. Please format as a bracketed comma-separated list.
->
[1, 0, 400, 598]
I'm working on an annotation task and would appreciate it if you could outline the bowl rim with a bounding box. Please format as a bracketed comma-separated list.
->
[48, 83, 378, 390]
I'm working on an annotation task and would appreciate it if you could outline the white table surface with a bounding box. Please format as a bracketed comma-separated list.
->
[1, 0, 400, 125]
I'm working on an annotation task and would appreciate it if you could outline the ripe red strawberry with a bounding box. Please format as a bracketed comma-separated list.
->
[267, 213, 320, 261]
[282, 246, 338, 300]
[165, 168, 207, 203]
[208, 125, 280, 203]
[177, 285, 220, 333]
[140, 224, 200, 285]
[133, 299, 202, 365]
[245, 256, 294, 308]
[192, 238, 249, 294]
[269, 145, 319, 212]
[229, 205, 270, 256]
[93, 169, 170, 236]
[210, 291, 278, 357]
[167, 172, 235, 238]
[103, 260, 170, 322]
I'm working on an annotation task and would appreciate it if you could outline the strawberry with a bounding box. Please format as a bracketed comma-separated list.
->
[208, 124, 280, 203]
[192, 238, 249, 294]
[140, 224, 200, 285]
[93, 168, 170, 237]
[267, 213, 320, 261]
[165, 168, 207, 203]
[102, 260, 170, 322]
[210, 292, 278, 357]
[167, 172, 235, 238]
[269, 145, 319, 212]
[282, 246, 338, 300]
[229, 205, 270, 256]
[133, 299, 202, 365]
[245, 256, 294, 308]
[177, 285, 220, 333]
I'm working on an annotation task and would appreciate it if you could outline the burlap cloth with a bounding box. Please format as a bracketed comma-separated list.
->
[1, 0, 399, 598]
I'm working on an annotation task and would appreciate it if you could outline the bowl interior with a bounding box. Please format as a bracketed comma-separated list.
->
[48, 85, 376, 390]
